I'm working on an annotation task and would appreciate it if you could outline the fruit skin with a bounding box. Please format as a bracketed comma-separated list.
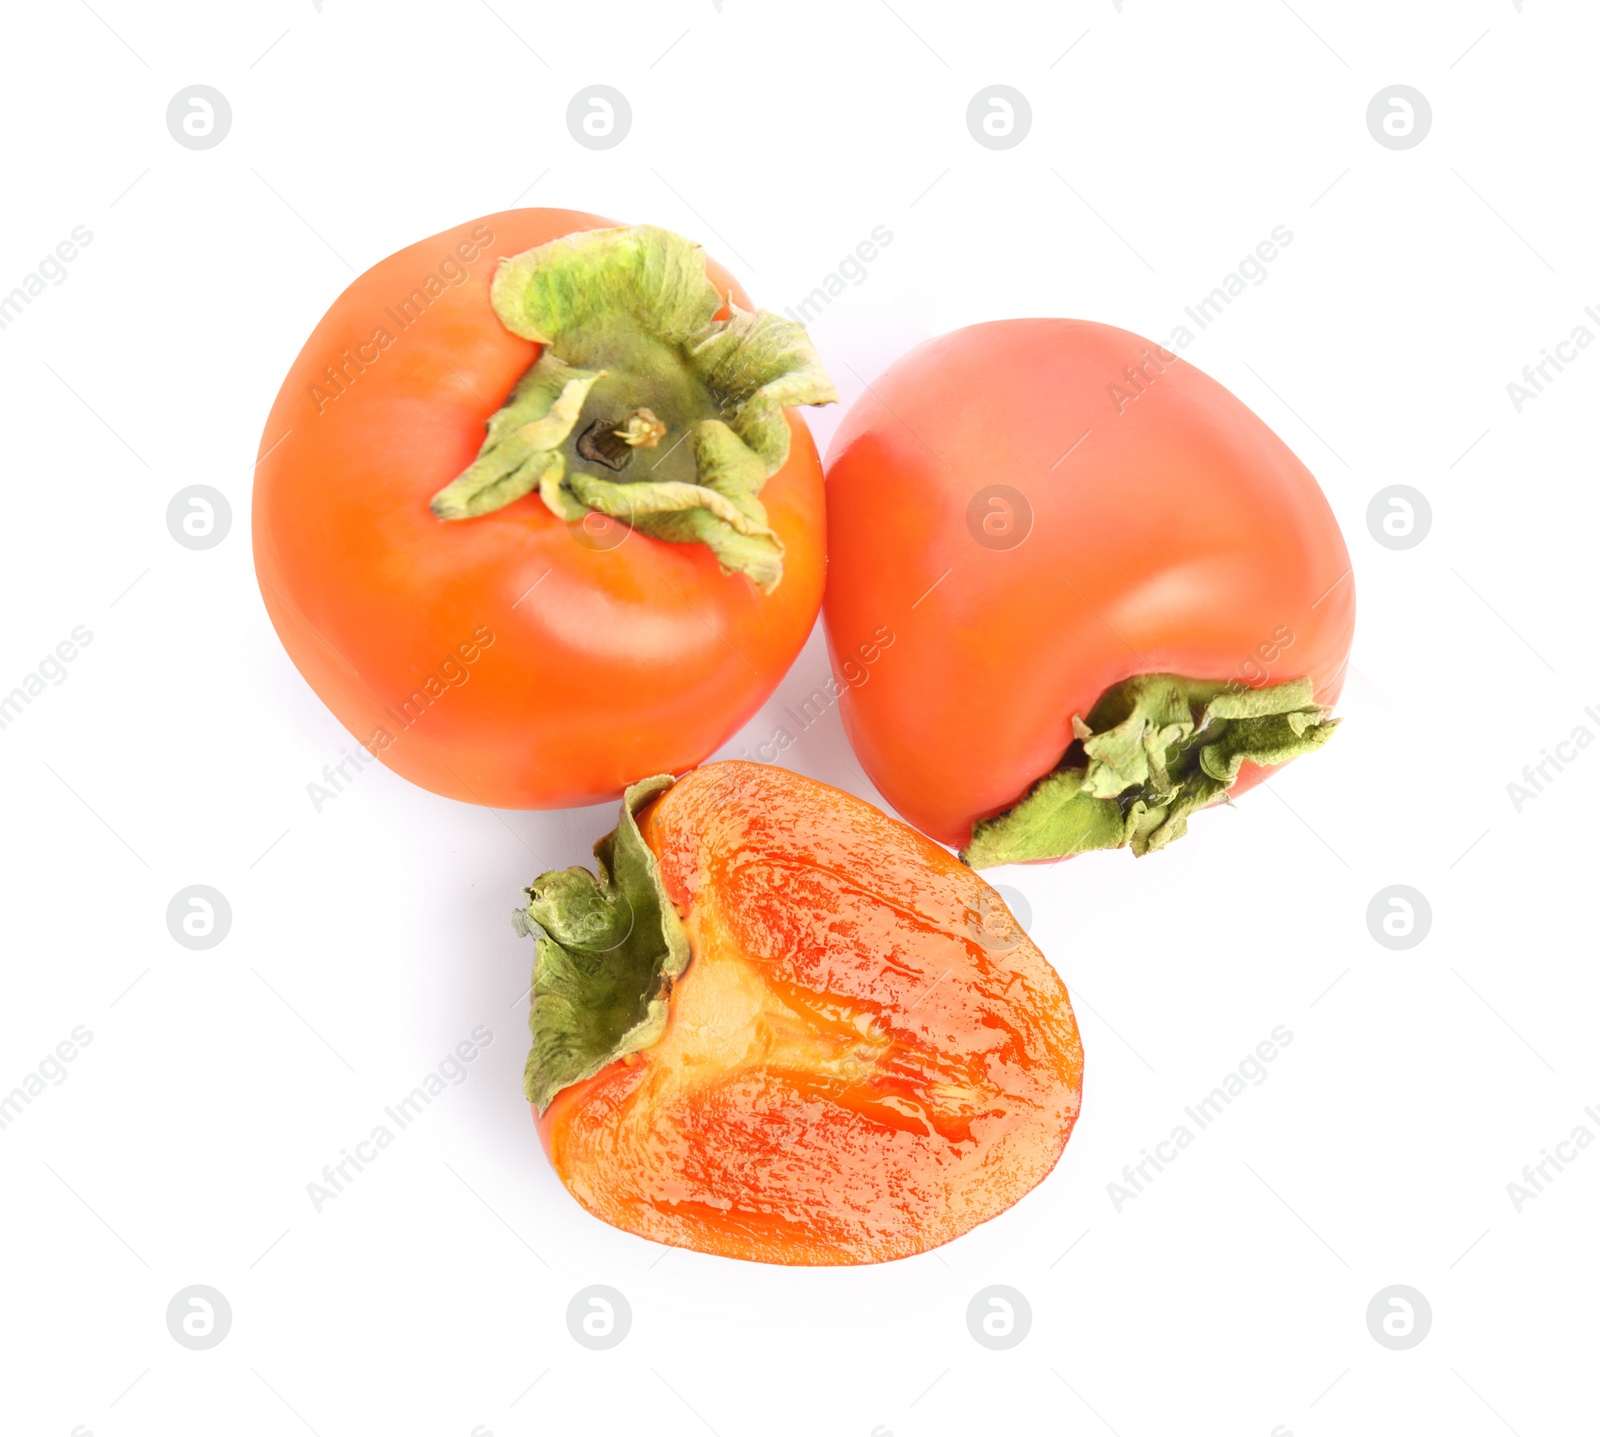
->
[253, 209, 826, 810]
[534, 762, 1084, 1266]
[822, 318, 1356, 851]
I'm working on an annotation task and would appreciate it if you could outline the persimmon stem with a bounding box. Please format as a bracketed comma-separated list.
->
[428, 225, 837, 592]
[576, 409, 666, 471]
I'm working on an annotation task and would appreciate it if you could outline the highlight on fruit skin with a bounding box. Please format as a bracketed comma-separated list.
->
[513, 761, 1085, 1265]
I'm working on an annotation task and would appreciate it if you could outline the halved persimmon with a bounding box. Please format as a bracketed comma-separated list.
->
[516, 762, 1084, 1265]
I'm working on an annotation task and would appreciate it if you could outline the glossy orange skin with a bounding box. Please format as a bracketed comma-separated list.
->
[823, 320, 1356, 848]
[253, 210, 825, 809]
[536, 762, 1083, 1265]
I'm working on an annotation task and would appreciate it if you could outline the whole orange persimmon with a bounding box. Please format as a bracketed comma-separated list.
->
[254, 210, 835, 809]
[823, 320, 1355, 866]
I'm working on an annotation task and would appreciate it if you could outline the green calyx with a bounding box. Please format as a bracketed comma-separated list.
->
[961, 675, 1338, 869]
[431, 225, 838, 592]
[512, 775, 687, 1114]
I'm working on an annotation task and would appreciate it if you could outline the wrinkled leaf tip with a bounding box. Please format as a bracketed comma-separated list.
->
[962, 673, 1341, 867]
[520, 773, 685, 1112]
[466, 224, 835, 585]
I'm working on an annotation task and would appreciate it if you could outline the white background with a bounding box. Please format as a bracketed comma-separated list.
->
[2, 1, 1595, 1434]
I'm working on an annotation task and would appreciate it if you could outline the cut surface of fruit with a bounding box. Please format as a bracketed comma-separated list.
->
[530, 762, 1084, 1265]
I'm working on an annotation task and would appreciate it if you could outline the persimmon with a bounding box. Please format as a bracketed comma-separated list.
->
[253, 211, 835, 809]
[821, 319, 1355, 865]
[517, 762, 1084, 1265]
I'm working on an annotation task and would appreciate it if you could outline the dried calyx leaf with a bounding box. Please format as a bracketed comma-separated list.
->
[961, 675, 1338, 868]
[431, 225, 838, 592]
[512, 775, 688, 1113]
